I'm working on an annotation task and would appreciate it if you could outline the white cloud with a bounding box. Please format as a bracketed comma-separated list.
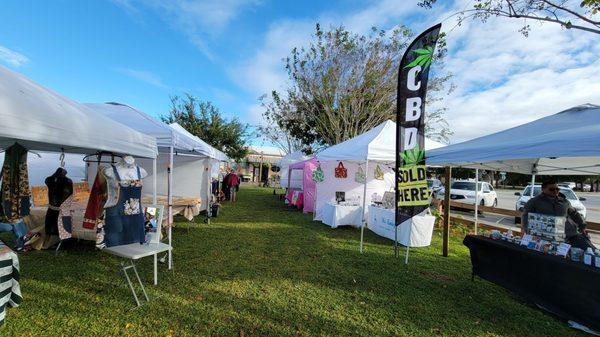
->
[0, 45, 28, 67]
[435, 2, 600, 143]
[113, 0, 261, 59]
[116, 68, 166, 88]
[231, 0, 421, 99]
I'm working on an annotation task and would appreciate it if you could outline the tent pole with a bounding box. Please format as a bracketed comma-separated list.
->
[152, 156, 158, 285]
[206, 160, 211, 224]
[443, 166, 452, 257]
[360, 160, 369, 253]
[152, 157, 157, 205]
[474, 168, 479, 235]
[394, 225, 398, 258]
[168, 145, 174, 270]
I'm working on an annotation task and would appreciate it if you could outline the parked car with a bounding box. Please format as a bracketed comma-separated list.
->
[559, 182, 577, 189]
[427, 178, 443, 195]
[514, 185, 587, 223]
[436, 180, 498, 207]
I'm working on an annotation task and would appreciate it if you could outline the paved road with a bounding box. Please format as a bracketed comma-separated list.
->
[453, 188, 600, 245]
[495, 189, 600, 222]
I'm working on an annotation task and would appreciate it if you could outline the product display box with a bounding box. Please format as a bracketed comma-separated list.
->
[527, 213, 566, 241]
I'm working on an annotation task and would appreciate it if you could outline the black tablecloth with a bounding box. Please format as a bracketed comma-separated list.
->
[463, 235, 600, 332]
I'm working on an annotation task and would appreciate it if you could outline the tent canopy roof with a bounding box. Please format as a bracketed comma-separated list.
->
[84, 102, 201, 154]
[316, 120, 446, 162]
[289, 157, 316, 170]
[0, 66, 157, 158]
[426, 104, 600, 175]
[168, 123, 229, 161]
[279, 150, 311, 168]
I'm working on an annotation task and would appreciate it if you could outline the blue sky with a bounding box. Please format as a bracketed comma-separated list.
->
[1, 0, 598, 146]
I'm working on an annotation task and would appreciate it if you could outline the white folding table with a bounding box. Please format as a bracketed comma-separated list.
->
[321, 202, 363, 228]
[103, 242, 172, 307]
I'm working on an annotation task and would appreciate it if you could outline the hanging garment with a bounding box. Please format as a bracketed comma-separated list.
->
[83, 168, 108, 229]
[312, 164, 324, 183]
[0, 144, 30, 222]
[334, 162, 348, 179]
[103, 165, 145, 247]
[374, 165, 384, 180]
[44, 168, 73, 235]
[56, 195, 74, 240]
[355, 166, 366, 184]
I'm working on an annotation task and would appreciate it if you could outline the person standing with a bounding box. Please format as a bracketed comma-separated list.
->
[522, 180, 595, 250]
[227, 170, 240, 202]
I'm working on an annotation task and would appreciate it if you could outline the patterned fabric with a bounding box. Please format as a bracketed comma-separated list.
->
[0, 144, 30, 222]
[0, 241, 22, 326]
[312, 164, 325, 183]
[57, 195, 74, 240]
[103, 165, 145, 247]
[83, 168, 109, 230]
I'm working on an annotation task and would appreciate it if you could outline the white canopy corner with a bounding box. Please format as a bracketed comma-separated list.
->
[426, 104, 600, 175]
[168, 123, 229, 161]
[316, 120, 446, 163]
[0, 66, 157, 158]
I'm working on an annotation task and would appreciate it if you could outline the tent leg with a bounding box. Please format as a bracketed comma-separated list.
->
[474, 168, 479, 235]
[360, 160, 369, 253]
[394, 225, 398, 258]
[405, 246, 410, 265]
[152, 157, 157, 205]
[168, 145, 174, 270]
[443, 166, 452, 257]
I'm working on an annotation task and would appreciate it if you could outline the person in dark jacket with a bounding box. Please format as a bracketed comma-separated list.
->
[522, 180, 595, 250]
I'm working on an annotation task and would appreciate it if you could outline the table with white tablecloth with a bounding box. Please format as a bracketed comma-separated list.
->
[368, 205, 435, 247]
[320, 203, 363, 228]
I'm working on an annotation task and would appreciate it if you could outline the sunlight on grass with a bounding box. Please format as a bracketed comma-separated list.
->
[0, 186, 583, 336]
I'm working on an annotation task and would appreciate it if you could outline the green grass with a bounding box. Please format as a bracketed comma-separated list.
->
[1, 186, 584, 336]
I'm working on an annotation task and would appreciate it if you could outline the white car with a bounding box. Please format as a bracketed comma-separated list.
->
[436, 180, 498, 207]
[514, 185, 587, 219]
[427, 178, 443, 194]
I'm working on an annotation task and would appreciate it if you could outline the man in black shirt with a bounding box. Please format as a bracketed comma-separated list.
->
[522, 180, 595, 250]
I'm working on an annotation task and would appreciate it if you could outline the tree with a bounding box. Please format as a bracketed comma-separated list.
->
[258, 94, 314, 155]
[262, 24, 453, 149]
[419, 0, 600, 36]
[162, 94, 250, 161]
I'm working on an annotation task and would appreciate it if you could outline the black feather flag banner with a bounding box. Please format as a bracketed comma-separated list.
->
[395, 23, 442, 225]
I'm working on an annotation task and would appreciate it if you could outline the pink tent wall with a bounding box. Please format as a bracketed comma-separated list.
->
[288, 158, 317, 213]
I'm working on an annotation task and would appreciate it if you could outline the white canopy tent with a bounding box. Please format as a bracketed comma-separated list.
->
[426, 104, 600, 234]
[315, 120, 445, 251]
[0, 66, 167, 281]
[84, 102, 224, 269]
[279, 150, 311, 189]
[426, 104, 600, 175]
[0, 66, 157, 157]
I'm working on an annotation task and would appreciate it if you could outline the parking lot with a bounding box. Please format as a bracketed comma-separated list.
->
[451, 188, 600, 245]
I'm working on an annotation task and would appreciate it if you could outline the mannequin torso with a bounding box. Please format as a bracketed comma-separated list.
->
[103, 156, 148, 181]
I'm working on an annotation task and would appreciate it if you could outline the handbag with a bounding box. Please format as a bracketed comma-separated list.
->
[374, 164, 384, 180]
[312, 164, 325, 183]
[335, 162, 348, 179]
[355, 166, 365, 183]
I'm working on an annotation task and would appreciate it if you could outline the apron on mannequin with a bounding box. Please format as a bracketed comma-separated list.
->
[104, 165, 145, 247]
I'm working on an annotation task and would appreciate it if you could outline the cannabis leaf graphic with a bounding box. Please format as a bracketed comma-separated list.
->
[404, 46, 434, 70]
[400, 145, 425, 167]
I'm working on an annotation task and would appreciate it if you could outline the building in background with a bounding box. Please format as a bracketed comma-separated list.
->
[238, 145, 284, 185]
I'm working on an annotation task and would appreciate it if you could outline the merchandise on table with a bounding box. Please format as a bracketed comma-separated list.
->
[527, 212, 566, 242]
[483, 227, 600, 268]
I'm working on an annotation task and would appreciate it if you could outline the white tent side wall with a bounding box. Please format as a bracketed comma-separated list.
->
[87, 154, 210, 209]
[313, 161, 394, 221]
